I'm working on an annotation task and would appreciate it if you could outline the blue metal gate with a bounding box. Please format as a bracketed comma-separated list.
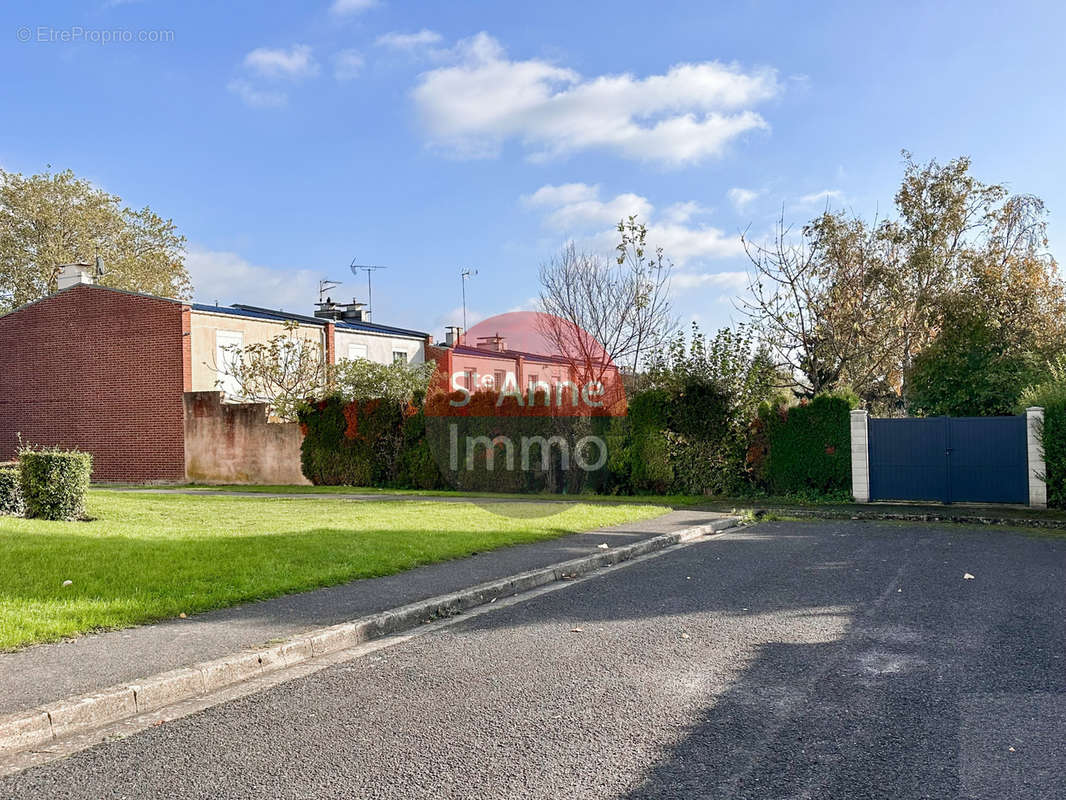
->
[868, 416, 1028, 504]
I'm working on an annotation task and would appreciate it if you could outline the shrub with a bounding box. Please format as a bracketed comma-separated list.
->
[0, 463, 23, 516]
[298, 395, 407, 486]
[395, 409, 444, 490]
[756, 391, 856, 496]
[18, 448, 92, 520]
[1018, 360, 1066, 508]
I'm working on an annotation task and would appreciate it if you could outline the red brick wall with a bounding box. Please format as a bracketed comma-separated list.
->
[0, 285, 188, 482]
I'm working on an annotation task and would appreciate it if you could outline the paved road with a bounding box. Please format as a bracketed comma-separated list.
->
[0, 509, 725, 714]
[4, 520, 1064, 799]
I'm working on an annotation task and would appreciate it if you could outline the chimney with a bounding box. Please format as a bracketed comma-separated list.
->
[342, 300, 369, 323]
[475, 334, 506, 353]
[56, 262, 94, 292]
[445, 326, 463, 347]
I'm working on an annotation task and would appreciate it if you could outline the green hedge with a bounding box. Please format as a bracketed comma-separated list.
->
[298, 395, 446, 489]
[618, 380, 747, 496]
[1018, 379, 1066, 508]
[298, 396, 410, 486]
[19, 449, 92, 520]
[1041, 404, 1066, 508]
[0, 463, 23, 516]
[754, 392, 856, 497]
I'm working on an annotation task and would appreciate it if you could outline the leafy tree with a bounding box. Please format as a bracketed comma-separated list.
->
[740, 152, 1066, 409]
[628, 323, 781, 494]
[644, 322, 781, 422]
[906, 192, 1066, 416]
[905, 313, 1047, 416]
[330, 357, 437, 404]
[218, 321, 326, 421]
[0, 168, 189, 312]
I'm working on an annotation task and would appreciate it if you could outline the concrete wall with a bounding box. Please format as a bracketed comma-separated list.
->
[0, 284, 188, 482]
[334, 329, 425, 365]
[189, 310, 326, 393]
[183, 391, 309, 485]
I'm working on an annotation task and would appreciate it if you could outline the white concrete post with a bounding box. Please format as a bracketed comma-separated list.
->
[850, 409, 870, 503]
[1026, 406, 1047, 509]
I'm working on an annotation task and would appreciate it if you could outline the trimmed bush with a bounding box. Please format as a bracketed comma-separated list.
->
[0, 463, 24, 516]
[755, 391, 856, 497]
[1018, 376, 1066, 508]
[298, 395, 408, 486]
[19, 448, 92, 520]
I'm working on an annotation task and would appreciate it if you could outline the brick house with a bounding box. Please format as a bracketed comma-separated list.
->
[0, 267, 430, 482]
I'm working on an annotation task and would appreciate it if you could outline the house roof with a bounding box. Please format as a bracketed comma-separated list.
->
[449, 344, 593, 368]
[190, 302, 429, 340]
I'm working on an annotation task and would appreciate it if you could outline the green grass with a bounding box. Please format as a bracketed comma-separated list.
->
[0, 490, 668, 651]
[151, 483, 707, 507]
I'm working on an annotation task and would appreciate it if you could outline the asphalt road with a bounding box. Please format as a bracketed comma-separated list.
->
[3, 520, 1064, 799]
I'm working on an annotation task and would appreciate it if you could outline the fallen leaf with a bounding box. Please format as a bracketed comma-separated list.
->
[680, 633, 690, 640]
[1008, 746, 1016, 752]
[179, 612, 187, 619]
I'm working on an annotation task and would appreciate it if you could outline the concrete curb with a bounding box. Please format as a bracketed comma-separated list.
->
[0, 516, 740, 757]
[765, 507, 1066, 530]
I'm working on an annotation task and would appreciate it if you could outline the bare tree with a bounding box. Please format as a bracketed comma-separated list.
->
[537, 217, 676, 376]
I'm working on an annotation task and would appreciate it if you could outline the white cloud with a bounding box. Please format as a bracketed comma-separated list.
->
[412, 32, 779, 165]
[524, 183, 743, 266]
[333, 49, 364, 80]
[671, 270, 748, 290]
[523, 183, 652, 231]
[330, 0, 377, 16]
[433, 305, 485, 332]
[376, 29, 443, 50]
[727, 187, 760, 211]
[186, 247, 321, 310]
[662, 201, 709, 224]
[506, 296, 542, 314]
[226, 79, 288, 109]
[243, 44, 319, 79]
[796, 188, 843, 207]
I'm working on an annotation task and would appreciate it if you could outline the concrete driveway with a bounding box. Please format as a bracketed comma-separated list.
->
[3, 519, 1064, 799]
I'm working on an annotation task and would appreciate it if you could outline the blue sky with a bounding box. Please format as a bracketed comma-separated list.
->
[2, 0, 1064, 336]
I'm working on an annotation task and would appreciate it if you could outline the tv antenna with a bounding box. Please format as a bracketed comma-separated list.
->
[318, 279, 341, 304]
[349, 260, 388, 315]
[460, 268, 477, 331]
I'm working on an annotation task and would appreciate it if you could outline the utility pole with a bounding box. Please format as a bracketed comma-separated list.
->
[460, 268, 477, 331]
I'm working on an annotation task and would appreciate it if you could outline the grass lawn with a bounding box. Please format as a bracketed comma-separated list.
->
[0, 490, 668, 651]
[162, 483, 706, 507]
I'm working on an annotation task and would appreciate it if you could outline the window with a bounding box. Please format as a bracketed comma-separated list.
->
[392, 350, 408, 365]
[493, 370, 506, 390]
[347, 343, 368, 361]
[527, 373, 539, 388]
[215, 330, 244, 397]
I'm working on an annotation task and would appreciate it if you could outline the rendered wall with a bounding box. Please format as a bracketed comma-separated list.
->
[183, 391, 309, 485]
